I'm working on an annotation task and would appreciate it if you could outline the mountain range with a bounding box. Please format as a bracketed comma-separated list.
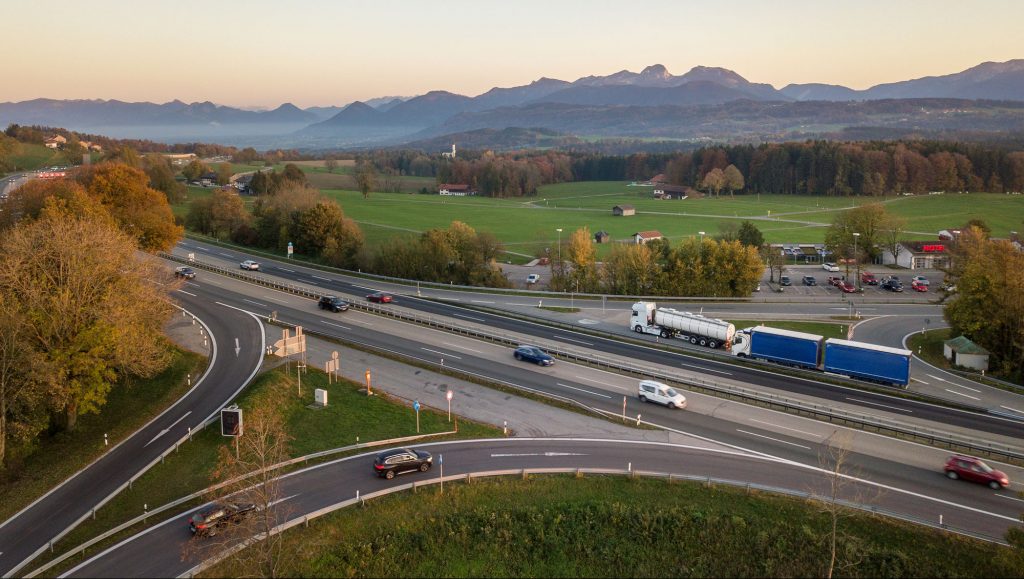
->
[1, 59, 1022, 148]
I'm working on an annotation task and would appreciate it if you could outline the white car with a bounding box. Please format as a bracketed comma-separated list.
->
[638, 380, 686, 409]
[822, 262, 840, 272]
[240, 260, 260, 271]
[911, 275, 929, 286]
[526, 273, 540, 284]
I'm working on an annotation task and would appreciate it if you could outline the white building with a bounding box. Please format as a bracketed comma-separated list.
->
[881, 241, 950, 270]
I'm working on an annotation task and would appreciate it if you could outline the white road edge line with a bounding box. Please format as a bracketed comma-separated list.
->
[176, 290, 197, 297]
[421, 348, 460, 360]
[845, 397, 912, 413]
[555, 382, 611, 398]
[321, 320, 351, 331]
[945, 388, 980, 400]
[442, 342, 484, 354]
[736, 429, 811, 450]
[242, 298, 268, 308]
[999, 405, 1024, 416]
[454, 313, 485, 322]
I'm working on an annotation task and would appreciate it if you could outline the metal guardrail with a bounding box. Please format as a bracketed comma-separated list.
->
[24, 431, 457, 578]
[180, 467, 1008, 577]
[161, 253, 1024, 464]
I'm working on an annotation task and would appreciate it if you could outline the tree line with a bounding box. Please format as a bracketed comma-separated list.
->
[0, 162, 181, 467]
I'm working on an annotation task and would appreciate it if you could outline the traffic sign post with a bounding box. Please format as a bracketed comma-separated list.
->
[413, 400, 421, 433]
[365, 368, 372, 396]
[287, 241, 294, 258]
[446, 390, 453, 422]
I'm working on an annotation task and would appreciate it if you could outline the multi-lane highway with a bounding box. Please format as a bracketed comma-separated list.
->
[0, 296, 265, 577]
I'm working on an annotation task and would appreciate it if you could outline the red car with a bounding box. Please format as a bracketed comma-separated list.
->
[911, 280, 928, 292]
[839, 281, 857, 293]
[366, 292, 393, 303]
[944, 456, 1009, 489]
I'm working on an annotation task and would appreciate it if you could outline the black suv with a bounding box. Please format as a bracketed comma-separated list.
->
[802, 275, 817, 286]
[174, 266, 196, 279]
[779, 275, 792, 286]
[881, 278, 904, 292]
[318, 296, 350, 312]
[188, 502, 256, 537]
[373, 448, 433, 479]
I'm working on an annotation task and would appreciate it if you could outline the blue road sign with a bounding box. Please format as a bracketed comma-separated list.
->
[413, 400, 420, 412]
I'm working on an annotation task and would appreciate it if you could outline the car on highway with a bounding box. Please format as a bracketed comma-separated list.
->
[911, 280, 928, 292]
[318, 295, 350, 312]
[189, 502, 257, 537]
[174, 266, 196, 279]
[526, 273, 540, 284]
[838, 280, 857, 293]
[911, 275, 930, 286]
[944, 456, 1009, 489]
[822, 262, 840, 272]
[513, 345, 554, 366]
[366, 292, 393, 303]
[779, 275, 792, 286]
[638, 380, 687, 409]
[240, 260, 260, 271]
[801, 275, 817, 286]
[373, 448, 433, 479]
[860, 271, 879, 285]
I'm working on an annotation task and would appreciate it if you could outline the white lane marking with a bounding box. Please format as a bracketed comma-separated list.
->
[307, 282, 319, 286]
[927, 373, 951, 383]
[736, 429, 811, 450]
[197, 247, 209, 251]
[144, 411, 192, 448]
[243, 298, 269, 307]
[555, 335, 594, 346]
[454, 313, 485, 322]
[322, 320, 351, 331]
[556, 382, 611, 398]
[422, 348, 460, 359]
[261, 295, 290, 304]
[278, 268, 295, 273]
[313, 275, 332, 281]
[748, 418, 820, 438]
[996, 493, 1024, 504]
[471, 300, 495, 304]
[912, 378, 930, 385]
[679, 362, 732, 375]
[999, 405, 1024, 416]
[490, 452, 589, 457]
[945, 388, 980, 400]
[574, 375, 626, 389]
[219, 252, 232, 257]
[177, 290, 197, 297]
[845, 397, 912, 413]
[344, 318, 373, 327]
[442, 342, 483, 354]
[267, 493, 301, 508]
[951, 382, 981, 393]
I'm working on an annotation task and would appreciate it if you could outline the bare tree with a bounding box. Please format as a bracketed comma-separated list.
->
[881, 215, 907, 267]
[761, 244, 785, 283]
[183, 390, 294, 577]
[324, 158, 338, 173]
[815, 431, 875, 578]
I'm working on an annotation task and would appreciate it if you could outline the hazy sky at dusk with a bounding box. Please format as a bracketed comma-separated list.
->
[3, 0, 1021, 108]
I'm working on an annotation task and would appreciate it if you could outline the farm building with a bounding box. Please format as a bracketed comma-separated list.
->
[652, 184, 691, 199]
[632, 231, 664, 245]
[44, 135, 67, 149]
[882, 241, 950, 270]
[943, 335, 990, 372]
[613, 204, 636, 216]
[439, 183, 476, 196]
[594, 231, 610, 244]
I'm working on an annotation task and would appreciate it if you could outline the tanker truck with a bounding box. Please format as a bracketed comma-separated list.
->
[629, 302, 735, 349]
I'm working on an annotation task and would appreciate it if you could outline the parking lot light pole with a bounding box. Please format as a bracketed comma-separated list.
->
[852, 232, 861, 290]
[556, 228, 563, 266]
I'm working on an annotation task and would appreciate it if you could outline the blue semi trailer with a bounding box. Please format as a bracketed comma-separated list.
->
[731, 326, 912, 387]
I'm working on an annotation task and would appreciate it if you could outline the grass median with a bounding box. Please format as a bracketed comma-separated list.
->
[205, 475, 1022, 578]
[28, 365, 503, 577]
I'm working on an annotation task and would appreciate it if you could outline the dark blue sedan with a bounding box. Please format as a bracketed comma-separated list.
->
[513, 345, 554, 366]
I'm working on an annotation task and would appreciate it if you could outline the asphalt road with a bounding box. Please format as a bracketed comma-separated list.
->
[0, 295, 265, 577]
[65, 438, 1024, 578]
[170, 241, 1023, 439]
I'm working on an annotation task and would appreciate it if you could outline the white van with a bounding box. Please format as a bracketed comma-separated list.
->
[638, 380, 687, 409]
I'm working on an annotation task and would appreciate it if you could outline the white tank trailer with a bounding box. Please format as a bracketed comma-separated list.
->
[629, 301, 735, 349]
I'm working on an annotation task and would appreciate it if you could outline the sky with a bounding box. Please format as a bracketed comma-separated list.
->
[2, 0, 1022, 108]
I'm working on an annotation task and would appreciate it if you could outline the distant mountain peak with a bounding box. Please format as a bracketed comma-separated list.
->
[640, 64, 670, 78]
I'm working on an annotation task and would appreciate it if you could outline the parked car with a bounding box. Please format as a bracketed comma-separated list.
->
[827, 275, 845, 287]
[822, 262, 840, 272]
[838, 280, 857, 293]
[240, 260, 260, 271]
[944, 456, 1009, 489]
[526, 273, 540, 284]
[174, 266, 196, 279]
[513, 345, 554, 366]
[801, 275, 817, 286]
[911, 280, 928, 292]
[366, 292, 393, 303]
[940, 282, 958, 293]
[881, 278, 904, 292]
[318, 295, 350, 312]
[638, 380, 687, 409]
[779, 275, 792, 286]
[860, 271, 879, 285]
[373, 448, 433, 480]
[911, 275, 930, 286]
[189, 502, 257, 537]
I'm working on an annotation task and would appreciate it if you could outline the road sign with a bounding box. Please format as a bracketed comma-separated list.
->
[445, 390, 453, 401]
[272, 326, 306, 357]
[287, 241, 294, 257]
[221, 406, 242, 437]
[413, 400, 420, 412]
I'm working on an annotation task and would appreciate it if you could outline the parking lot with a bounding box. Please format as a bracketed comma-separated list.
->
[764, 264, 945, 298]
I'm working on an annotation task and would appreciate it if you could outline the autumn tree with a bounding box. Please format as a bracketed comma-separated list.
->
[77, 162, 183, 252]
[824, 203, 887, 276]
[0, 296, 49, 467]
[252, 182, 321, 251]
[324, 158, 338, 173]
[762, 244, 786, 283]
[294, 201, 364, 267]
[723, 164, 745, 196]
[182, 159, 208, 182]
[555, 227, 600, 293]
[216, 162, 233, 186]
[142, 154, 186, 204]
[354, 161, 376, 199]
[601, 243, 661, 296]
[701, 167, 725, 197]
[0, 199, 173, 430]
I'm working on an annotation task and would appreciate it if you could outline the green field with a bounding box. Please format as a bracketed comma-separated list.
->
[205, 475, 1022, 578]
[727, 320, 848, 339]
[6, 143, 66, 171]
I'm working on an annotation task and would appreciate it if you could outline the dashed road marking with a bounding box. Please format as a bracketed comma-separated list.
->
[736, 429, 811, 450]
[556, 382, 611, 398]
[945, 388, 980, 400]
[846, 397, 912, 413]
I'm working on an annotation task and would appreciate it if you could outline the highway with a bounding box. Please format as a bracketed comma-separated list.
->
[170, 240, 1024, 439]
[64, 438, 1024, 578]
[0, 296, 265, 577]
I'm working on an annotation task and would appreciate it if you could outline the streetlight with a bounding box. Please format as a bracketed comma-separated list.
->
[852, 232, 860, 290]
[698, 231, 705, 261]
[555, 228, 563, 267]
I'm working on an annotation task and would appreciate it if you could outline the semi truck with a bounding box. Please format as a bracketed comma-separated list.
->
[630, 302, 735, 349]
[731, 326, 911, 387]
